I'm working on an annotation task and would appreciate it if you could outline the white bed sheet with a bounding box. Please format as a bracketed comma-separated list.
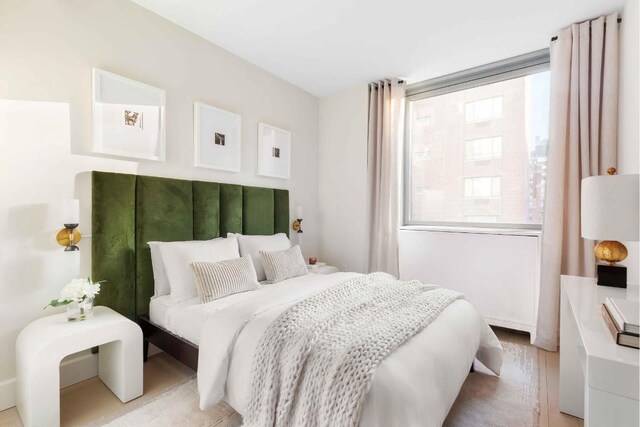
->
[149, 288, 280, 346]
[149, 295, 172, 327]
[194, 272, 503, 427]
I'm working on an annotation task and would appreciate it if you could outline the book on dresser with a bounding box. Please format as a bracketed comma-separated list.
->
[601, 304, 639, 349]
[605, 297, 639, 335]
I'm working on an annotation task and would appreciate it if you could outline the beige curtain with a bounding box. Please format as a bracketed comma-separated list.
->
[535, 14, 619, 351]
[366, 79, 406, 276]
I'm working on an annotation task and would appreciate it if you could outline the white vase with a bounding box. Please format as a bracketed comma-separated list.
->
[67, 298, 94, 321]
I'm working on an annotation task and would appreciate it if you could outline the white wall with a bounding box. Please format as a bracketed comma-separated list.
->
[0, 0, 319, 409]
[617, 0, 639, 284]
[318, 85, 369, 272]
[399, 230, 540, 338]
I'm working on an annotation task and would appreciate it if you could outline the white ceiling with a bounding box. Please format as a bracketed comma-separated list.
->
[132, 0, 626, 97]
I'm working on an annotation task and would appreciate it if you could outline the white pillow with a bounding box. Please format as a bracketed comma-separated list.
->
[189, 256, 260, 303]
[148, 242, 170, 297]
[158, 237, 240, 303]
[228, 233, 291, 282]
[260, 245, 308, 284]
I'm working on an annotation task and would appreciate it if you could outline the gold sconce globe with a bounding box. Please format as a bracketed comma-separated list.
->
[55, 227, 82, 251]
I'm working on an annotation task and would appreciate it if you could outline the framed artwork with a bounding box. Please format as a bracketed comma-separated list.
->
[92, 68, 166, 161]
[194, 102, 241, 172]
[258, 122, 291, 179]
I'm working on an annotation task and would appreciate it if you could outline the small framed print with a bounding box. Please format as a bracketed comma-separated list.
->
[194, 102, 241, 172]
[258, 122, 291, 179]
[92, 68, 166, 161]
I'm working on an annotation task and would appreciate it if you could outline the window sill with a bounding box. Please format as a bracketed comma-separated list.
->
[398, 225, 542, 237]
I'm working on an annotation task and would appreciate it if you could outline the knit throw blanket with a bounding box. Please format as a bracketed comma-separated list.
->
[244, 272, 463, 427]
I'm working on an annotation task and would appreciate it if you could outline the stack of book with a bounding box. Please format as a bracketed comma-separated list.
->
[306, 262, 327, 270]
[601, 297, 639, 349]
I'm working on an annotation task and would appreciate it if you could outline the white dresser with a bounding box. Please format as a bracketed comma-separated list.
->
[559, 275, 639, 427]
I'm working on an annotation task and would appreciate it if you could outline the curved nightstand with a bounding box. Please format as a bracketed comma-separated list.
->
[16, 306, 143, 427]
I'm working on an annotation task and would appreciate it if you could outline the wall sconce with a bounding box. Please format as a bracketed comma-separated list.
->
[55, 199, 82, 251]
[292, 206, 303, 234]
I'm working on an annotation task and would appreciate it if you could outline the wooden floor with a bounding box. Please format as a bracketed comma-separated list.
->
[0, 329, 584, 426]
[0, 353, 195, 427]
[539, 348, 584, 427]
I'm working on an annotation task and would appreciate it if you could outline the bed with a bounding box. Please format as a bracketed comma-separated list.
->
[92, 171, 502, 426]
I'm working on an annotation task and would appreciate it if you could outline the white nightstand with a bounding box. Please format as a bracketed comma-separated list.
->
[560, 275, 639, 426]
[308, 265, 340, 274]
[16, 306, 143, 427]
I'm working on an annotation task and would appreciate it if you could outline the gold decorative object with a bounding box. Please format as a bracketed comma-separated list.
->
[292, 219, 303, 233]
[58, 199, 81, 251]
[55, 227, 82, 251]
[594, 240, 628, 264]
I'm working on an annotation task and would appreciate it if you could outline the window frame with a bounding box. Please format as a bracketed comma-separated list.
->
[403, 49, 550, 231]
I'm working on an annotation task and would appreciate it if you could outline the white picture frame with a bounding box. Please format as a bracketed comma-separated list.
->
[193, 102, 241, 172]
[258, 122, 291, 179]
[92, 68, 166, 161]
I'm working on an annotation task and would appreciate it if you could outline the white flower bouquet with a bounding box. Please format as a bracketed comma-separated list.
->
[45, 277, 103, 321]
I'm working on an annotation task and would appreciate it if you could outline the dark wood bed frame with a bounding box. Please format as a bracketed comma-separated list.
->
[138, 315, 199, 371]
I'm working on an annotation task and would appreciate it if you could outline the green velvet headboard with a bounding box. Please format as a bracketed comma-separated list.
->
[91, 171, 289, 320]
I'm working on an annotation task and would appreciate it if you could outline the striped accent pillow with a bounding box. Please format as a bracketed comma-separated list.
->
[189, 257, 260, 303]
[260, 245, 308, 284]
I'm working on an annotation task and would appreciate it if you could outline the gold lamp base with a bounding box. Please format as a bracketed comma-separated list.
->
[594, 240, 628, 265]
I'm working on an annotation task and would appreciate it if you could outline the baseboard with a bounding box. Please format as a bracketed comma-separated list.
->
[0, 379, 16, 412]
[0, 352, 99, 411]
[59, 352, 99, 389]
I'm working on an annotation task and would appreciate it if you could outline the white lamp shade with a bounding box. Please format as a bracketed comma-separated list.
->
[62, 199, 80, 225]
[581, 174, 639, 242]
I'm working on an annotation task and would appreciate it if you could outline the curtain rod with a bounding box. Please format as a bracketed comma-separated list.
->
[370, 80, 405, 86]
[551, 17, 622, 42]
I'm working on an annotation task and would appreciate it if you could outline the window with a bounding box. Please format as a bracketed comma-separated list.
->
[465, 136, 502, 160]
[415, 114, 432, 126]
[465, 97, 503, 122]
[464, 176, 501, 198]
[404, 50, 550, 229]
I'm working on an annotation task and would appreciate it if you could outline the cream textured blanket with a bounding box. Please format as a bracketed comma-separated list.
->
[244, 272, 463, 427]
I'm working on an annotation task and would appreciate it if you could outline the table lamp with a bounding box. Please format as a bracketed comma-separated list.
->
[581, 168, 639, 288]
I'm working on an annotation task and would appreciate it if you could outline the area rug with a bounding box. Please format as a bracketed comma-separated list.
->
[99, 331, 538, 426]
[91, 376, 241, 427]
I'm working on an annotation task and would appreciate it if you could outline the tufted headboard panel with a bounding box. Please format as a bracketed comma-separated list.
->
[91, 171, 289, 320]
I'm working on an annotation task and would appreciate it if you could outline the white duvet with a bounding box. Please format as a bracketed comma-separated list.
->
[195, 272, 503, 427]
